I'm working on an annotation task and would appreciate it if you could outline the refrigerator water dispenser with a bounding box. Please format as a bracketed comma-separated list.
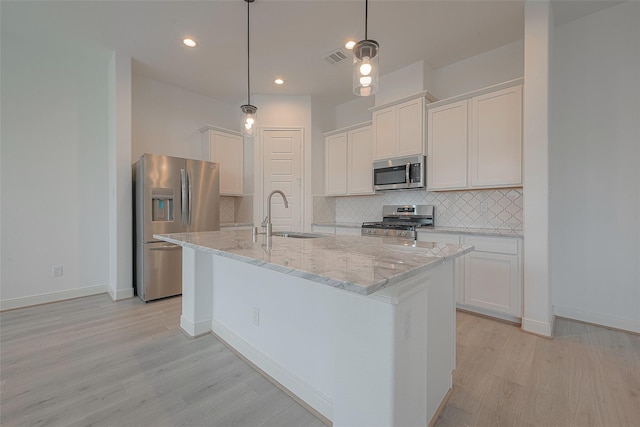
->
[151, 188, 174, 222]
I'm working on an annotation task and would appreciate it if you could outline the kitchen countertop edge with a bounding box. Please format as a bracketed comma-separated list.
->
[312, 222, 523, 237]
[155, 230, 473, 296]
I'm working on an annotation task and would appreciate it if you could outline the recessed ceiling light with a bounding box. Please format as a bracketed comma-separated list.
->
[274, 78, 284, 85]
[182, 38, 198, 48]
[345, 40, 356, 50]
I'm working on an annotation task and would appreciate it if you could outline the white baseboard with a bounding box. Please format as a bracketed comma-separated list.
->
[456, 303, 521, 324]
[521, 316, 553, 337]
[0, 284, 108, 311]
[554, 305, 640, 334]
[180, 315, 211, 337]
[108, 286, 134, 301]
[211, 319, 334, 421]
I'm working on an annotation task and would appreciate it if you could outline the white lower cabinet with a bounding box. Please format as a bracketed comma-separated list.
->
[310, 225, 362, 236]
[418, 231, 522, 320]
[463, 236, 521, 318]
[311, 225, 335, 235]
[335, 227, 362, 236]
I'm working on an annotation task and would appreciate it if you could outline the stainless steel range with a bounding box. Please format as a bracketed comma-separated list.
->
[362, 205, 434, 240]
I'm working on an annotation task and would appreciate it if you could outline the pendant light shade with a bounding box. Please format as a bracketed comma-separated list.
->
[353, 0, 379, 96]
[241, 0, 257, 137]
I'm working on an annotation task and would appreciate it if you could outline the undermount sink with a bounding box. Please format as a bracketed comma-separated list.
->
[271, 231, 324, 239]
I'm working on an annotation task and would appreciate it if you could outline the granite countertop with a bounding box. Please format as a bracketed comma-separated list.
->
[155, 230, 472, 296]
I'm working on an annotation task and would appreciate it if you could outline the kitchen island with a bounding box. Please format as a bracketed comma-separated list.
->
[155, 230, 472, 427]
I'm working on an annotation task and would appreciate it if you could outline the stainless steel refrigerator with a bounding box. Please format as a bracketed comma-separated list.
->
[133, 153, 220, 302]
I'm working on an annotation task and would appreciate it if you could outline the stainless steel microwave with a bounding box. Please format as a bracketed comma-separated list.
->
[373, 155, 426, 191]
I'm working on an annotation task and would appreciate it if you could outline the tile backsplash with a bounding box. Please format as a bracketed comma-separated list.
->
[316, 188, 523, 230]
[220, 196, 236, 223]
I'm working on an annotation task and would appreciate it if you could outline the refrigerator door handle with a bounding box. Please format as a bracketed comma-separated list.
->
[187, 169, 193, 227]
[180, 168, 188, 227]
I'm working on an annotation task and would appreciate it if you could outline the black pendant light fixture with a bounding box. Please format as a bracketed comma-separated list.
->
[353, 0, 379, 96]
[241, 0, 257, 137]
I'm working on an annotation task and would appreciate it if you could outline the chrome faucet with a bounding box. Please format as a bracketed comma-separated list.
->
[262, 190, 289, 237]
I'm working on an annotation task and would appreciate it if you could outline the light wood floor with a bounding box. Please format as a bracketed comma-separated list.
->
[1, 295, 639, 427]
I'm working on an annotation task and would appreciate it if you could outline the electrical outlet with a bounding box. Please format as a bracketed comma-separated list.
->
[480, 202, 488, 214]
[252, 307, 260, 326]
[52, 266, 63, 277]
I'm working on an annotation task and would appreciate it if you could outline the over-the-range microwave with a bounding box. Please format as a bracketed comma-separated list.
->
[373, 155, 426, 191]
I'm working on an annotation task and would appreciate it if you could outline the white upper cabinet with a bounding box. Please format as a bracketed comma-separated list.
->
[372, 96, 425, 160]
[469, 85, 522, 188]
[348, 126, 374, 194]
[428, 100, 469, 190]
[201, 126, 244, 196]
[325, 123, 374, 196]
[324, 132, 348, 196]
[427, 80, 523, 191]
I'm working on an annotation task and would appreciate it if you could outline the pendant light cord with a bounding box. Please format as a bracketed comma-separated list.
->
[364, 0, 368, 40]
[246, 0, 251, 106]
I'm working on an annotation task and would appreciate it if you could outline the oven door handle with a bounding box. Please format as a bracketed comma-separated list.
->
[405, 163, 411, 184]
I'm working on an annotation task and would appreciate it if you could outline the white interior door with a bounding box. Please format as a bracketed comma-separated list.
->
[262, 129, 303, 232]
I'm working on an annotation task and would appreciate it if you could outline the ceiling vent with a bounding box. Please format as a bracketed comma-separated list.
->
[324, 49, 349, 65]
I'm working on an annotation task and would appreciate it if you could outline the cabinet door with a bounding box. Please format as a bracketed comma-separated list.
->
[469, 85, 522, 188]
[325, 133, 348, 195]
[463, 251, 521, 316]
[335, 227, 362, 236]
[209, 130, 244, 195]
[372, 106, 396, 160]
[311, 225, 336, 235]
[348, 126, 374, 195]
[427, 100, 468, 190]
[397, 97, 424, 157]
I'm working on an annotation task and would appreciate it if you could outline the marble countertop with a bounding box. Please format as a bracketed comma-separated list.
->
[312, 222, 362, 229]
[155, 230, 472, 296]
[312, 222, 523, 237]
[220, 222, 254, 228]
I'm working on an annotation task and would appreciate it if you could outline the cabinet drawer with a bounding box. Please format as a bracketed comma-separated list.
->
[463, 236, 518, 255]
[418, 232, 460, 245]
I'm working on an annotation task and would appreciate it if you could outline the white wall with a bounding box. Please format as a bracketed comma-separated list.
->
[433, 40, 524, 99]
[0, 34, 110, 308]
[132, 74, 237, 162]
[550, 1, 640, 332]
[522, 0, 553, 337]
[376, 61, 434, 106]
[107, 52, 134, 301]
[334, 97, 374, 130]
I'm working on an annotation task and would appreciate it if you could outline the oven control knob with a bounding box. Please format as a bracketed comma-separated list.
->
[384, 230, 389, 236]
[399, 231, 406, 237]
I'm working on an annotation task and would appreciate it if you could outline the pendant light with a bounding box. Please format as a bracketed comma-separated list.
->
[353, 0, 379, 96]
[241, 0, 257, 137]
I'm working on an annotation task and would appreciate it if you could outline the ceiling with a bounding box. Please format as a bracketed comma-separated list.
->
[0, 0, 622, 106]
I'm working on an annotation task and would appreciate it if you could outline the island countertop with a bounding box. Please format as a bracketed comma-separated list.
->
[155, 230, 472, 296]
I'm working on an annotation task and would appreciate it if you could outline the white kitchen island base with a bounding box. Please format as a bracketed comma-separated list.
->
[177, 244, 457, 427]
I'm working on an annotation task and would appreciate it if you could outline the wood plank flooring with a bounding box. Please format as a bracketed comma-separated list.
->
[2, 294, 639, 426]
[435, 311, 640, 427]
